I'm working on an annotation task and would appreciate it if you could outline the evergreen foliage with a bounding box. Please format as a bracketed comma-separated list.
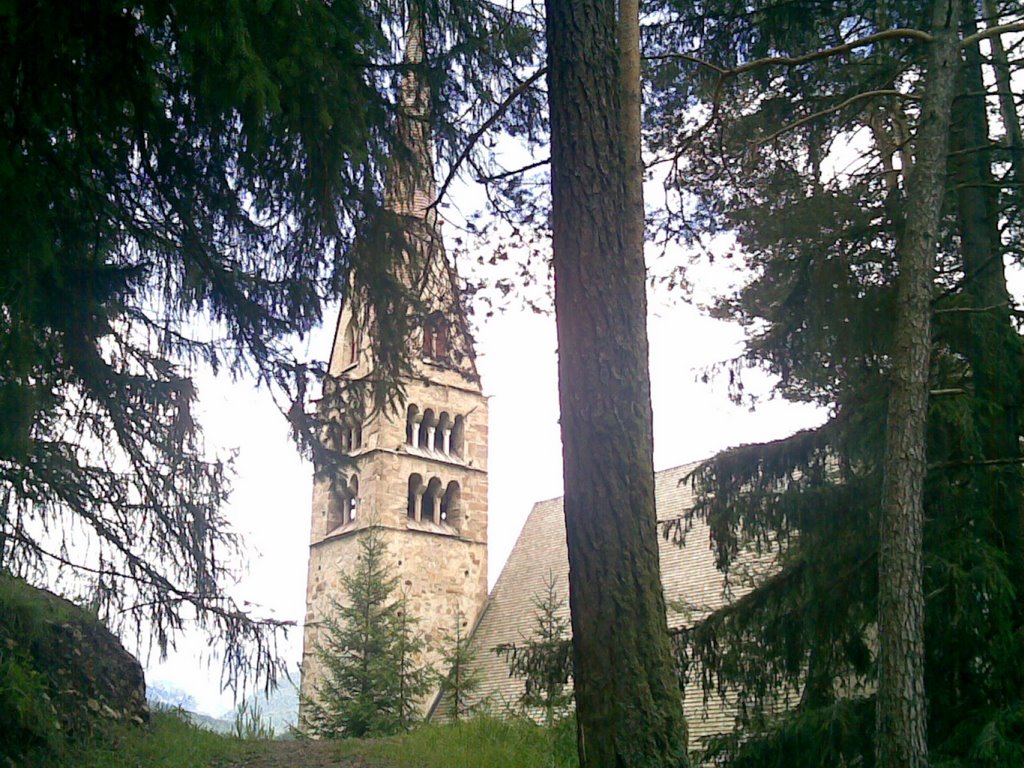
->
[439, 610, 485, 722]
[0, 0, 538, 690]
[647, 0, 1024, 763]
[494, 572, 573, 725]
[300, 524, 432, 739]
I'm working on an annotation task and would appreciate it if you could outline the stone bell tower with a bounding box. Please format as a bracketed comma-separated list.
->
[299, 11, 488, 716]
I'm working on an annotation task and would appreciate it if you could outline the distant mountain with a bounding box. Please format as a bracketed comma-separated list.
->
[146, 671, 299, 737]
[219, 673, 300, 736]
[146, 682, 198, 712]
[186, 710, 235, 734]
[147, 683, 235, 733]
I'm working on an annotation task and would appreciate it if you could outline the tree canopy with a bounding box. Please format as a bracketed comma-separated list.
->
[299, 523, 431, 738]
[645, 0, 1023, 764]
[0, 0, 536, 691]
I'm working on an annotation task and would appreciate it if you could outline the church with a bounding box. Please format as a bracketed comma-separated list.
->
[298, 19, 763, 749]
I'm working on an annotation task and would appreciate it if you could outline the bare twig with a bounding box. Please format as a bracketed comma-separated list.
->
[476, 157, 550, 183]
[646, 27, 934, 77]
[433, 68, 547, 207]
[755, 89, 918, 146]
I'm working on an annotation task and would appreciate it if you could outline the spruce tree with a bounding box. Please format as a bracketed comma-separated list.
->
[495, 572, 573, 725]
[300, 524, 431, 738]
[0, 0, 538, 689]
[393, 590, 434, 732]
[438, 611, 484, 722]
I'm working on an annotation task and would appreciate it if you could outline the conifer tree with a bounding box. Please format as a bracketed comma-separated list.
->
[0, 0, 538, 690]
[438, 611, 484, 722]
[300, 524, 431, 738]
[495, 572, 573, 725]
[647, 0, 1023, 763]
[394, 590, 435, 731]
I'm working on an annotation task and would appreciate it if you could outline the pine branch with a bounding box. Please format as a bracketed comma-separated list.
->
[960, 21, 1024, 48]
[645, 28, 934, 76]
[934, 302, 1012, 314]
[754, 89, 920, 146]
[433, 68, 547, 208]
[928, 457, 1024, 471]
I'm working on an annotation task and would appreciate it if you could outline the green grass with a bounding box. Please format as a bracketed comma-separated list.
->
[73, 709, 265, 768]
[339, 716, 579, 768]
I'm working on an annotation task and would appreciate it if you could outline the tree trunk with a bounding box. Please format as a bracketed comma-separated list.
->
[952, 2, 1024, 608]
[981, 0, 1024, 209]
[876, 2, 961, 767]
[544, 0, 688, 765]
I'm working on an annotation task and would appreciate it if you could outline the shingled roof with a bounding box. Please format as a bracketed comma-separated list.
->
[437, 461, 776, 747]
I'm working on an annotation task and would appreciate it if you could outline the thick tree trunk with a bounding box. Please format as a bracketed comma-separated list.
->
[544, 0, 688, 766]
[952, 5, 1024, 607]
[876, 2, 961, 767]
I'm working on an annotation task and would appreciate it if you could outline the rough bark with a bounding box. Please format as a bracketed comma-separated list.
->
[876, 2, 961, 767]
[544, 0, 688, 765]
[952, 3, 1024, 598]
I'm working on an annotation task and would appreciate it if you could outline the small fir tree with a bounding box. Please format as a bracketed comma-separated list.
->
[495, 572, 574, 725]
[300, 523, 431, 738]
[439, 611, 484, 722]
[393, 589, 434, 731]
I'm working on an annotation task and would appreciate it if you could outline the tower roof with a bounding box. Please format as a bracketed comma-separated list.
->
[327, 10, 479, 384]
[387, 9, 438, 224]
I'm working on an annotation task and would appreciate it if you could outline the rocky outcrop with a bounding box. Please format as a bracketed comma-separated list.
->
[1, 574, 148, 762]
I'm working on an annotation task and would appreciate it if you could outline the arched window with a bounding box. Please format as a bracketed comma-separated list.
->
[433, 320, 448, 359]
[418, 409, 435, 450]
[435, 412, 451, 453]
[407, 474, 423, 520]
[347, 476, 359, 522]
[422, 477, 443, 525]
[441, 481, 461, 530]
[422, 323, 434, 358]
[451, 415, 466, 458]
[406, 404, 420, 446]
[326, 473, 358, 533]
[422, 315, 449, 361]
[326, 481, 344, 532]
[337, 417, 362, 454]
[343, 320, 358, 366]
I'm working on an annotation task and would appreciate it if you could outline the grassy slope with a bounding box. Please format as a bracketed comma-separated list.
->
[337, 717, 579, 768]
[74, 710, 263, 768]
[68, 712, 577, 768]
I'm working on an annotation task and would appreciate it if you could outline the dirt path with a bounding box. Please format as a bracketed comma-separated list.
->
[230, 739, 381, 768]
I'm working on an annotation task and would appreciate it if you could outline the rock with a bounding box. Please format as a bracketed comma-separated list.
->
[0, 574, 149, 763]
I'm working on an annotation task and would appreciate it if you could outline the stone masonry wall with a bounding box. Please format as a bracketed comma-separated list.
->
[300, 525, 487, 717]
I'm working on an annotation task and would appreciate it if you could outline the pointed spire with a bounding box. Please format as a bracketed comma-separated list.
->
[388, 5, 438, 224]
